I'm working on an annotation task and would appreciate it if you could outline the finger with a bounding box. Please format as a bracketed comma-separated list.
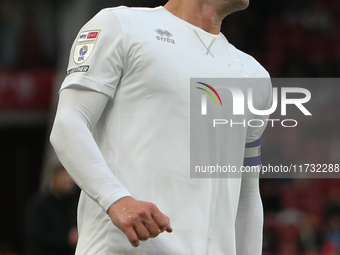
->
[150, 209, 171, 233]
[165, 225, 173, 233]
[165, 216, 173, 233]
[134, 221, 151, 241]
[124, 226, 140, 247]
[142, 216, 161, 238]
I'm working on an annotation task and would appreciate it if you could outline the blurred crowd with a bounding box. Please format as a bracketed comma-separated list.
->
[222, 0, 340, 78]
[260, 178, 340, 255]
[0, 0, 57, 69]
[259, 85, 340, 254]
[0, 0, 339, 254]
[24, 166, 78, 255]
[1, 0, 340, 76]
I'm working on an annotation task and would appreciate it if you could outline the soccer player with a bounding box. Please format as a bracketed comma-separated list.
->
[50, 0, 272, 254]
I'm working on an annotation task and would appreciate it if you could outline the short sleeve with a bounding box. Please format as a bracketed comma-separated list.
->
[246, 78, 272, 143]
[60, 9, 125, 98]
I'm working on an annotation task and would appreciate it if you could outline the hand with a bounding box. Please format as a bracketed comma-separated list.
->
[107, 196, 172, 247]
[68, 226, 78, 247]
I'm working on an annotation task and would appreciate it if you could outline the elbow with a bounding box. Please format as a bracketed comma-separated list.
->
[49, 116, 69, 151]
[50, 111, 88, 153]
[49, 124, 58, 149]
[50, 120, 61, 151]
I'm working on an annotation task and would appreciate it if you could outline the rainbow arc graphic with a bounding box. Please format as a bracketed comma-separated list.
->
[196, 82, 223, 106]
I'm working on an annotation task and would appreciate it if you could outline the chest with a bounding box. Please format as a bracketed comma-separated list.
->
[116, 20, 255, 107]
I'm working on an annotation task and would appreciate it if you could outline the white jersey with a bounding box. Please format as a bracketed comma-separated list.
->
[61, 6, 271, 255]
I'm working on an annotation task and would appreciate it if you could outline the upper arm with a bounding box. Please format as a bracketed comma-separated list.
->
[244, 78, 272, 167]
[61, 8, 126, 98]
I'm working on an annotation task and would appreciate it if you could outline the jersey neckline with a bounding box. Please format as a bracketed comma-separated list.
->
[157, 6, 223, 39]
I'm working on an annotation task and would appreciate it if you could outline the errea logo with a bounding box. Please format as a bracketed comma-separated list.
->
[155, 28, 175, 44]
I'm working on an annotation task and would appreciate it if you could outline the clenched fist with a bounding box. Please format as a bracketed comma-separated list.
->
[108, 196, 172, 247]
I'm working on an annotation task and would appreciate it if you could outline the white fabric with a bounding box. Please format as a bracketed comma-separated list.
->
[51, 6, 272, 255]
[235, 177, 263, 255]
[50, 88, 131, 211]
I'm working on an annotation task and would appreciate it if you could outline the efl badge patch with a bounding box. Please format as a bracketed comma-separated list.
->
[73, 30, 100, 64]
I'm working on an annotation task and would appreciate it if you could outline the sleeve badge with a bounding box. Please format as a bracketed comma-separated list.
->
[73, 30, 100, 64]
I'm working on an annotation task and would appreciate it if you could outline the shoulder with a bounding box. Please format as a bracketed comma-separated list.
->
[83, 6, 162, 37]
[227, 42, 270, 78]
[92, 6, 162, 25]
[102, 5, 163, 15]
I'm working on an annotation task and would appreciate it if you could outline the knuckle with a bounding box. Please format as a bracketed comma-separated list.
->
[159, 223, 168, 231]
[138, 209, 148, 217]
[129, 214, 139, 222]
[147, 202, 157, 211]
[161, 216, 169, 222]
[120, 221, 132, 229]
